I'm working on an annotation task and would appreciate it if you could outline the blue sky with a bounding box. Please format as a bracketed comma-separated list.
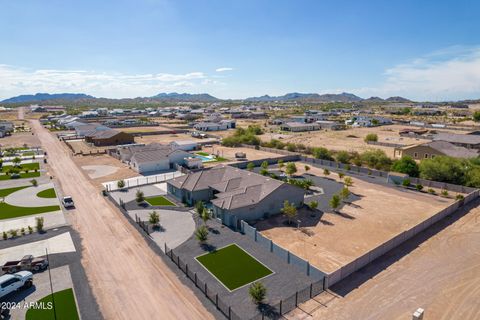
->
[0, 0, 479, 101]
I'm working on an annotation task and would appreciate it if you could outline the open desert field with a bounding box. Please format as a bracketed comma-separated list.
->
[296, 198, 480, 320]
[260, 124, 472, 157]
[255, 163, 456, 274]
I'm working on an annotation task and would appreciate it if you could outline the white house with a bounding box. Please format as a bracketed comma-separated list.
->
[169, 140, 198, 151]
[130, 148, 192, 174]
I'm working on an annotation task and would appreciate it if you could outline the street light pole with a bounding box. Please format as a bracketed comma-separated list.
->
[46, 248, 57, 320]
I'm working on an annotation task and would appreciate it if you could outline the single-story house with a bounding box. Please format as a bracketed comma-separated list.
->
[130, 148, 192, 173]
[75, 123, 110, 136]
[169, 140, 199, 151]
[315, 120, 345, 130]
[85, 130, 134, 146]
[394, 141, 479, 159]
[280, 122, 320, 132]
[167, 165, 305, 228]
[193, 120, 236, 131]
[432, 133, 480, 149]
[0, 121, 14, 137]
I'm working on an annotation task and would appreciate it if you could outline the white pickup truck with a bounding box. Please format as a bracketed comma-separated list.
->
[0, 271, 33, 299]
[62, 196, 75, 209]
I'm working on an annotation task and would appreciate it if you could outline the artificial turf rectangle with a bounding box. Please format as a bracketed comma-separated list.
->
[37, 188, 57, 199]
[1, 162, 39, 173]
[26, 288, 79, 320]
[196, 244, 273, 291]
[145, 196, 175, 206]
[0, 171, 40, 180]
[0, 203, 60, 220]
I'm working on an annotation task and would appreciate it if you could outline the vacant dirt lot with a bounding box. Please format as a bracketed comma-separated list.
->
[0, 132, 41, 148]
[256, 164, 455, 274]
[294, 198, 480, 320]
[201, 145, 285, 163]
[135, 133, 196, 144]
[73, 154, 139, 188]
[260, 124, 471, 157]
[67, 140, 109, 154]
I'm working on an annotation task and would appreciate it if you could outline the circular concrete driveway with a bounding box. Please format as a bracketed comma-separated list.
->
[4, 183, 59, 207]
[129, 209, 195, 250]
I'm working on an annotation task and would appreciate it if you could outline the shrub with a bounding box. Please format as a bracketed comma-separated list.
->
[28, 226, 33, 234]
[36, 217, 44, 232]
[323, 168, 330, 176]
[392, 156, 419, 177]
[456, 194, 465, 201]
[427, 188, 436, 194]
[344, 176, 353, 187]
[415, 184, 424, 191]
[312, 147, 334, 161]
[285, 162, 297, 176]
[360, 149, 392, 170]
[335, 151, 352, 164]
[402, 178, 411, 187]
[329, 194, 341, 211]
[117, 179, 126, 189]
[135, 190, 145, 204]
[364, 133, 378, 143]
[338, 172, 345, 179]
[308, 201, 318, 211]
[195, 225, 209, 243]
[30, 179, 38, 187]
[9, 229, 18, 238]
[148, 211, 160, 227]
[2, 232, 7, 240]
[441, 189, 449, 197]
[247, 162, 255, 171]
[21, 228, 25, 236]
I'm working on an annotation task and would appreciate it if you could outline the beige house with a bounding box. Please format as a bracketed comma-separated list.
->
[394, 141, 479, 160]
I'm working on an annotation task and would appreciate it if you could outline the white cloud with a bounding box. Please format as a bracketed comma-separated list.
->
[0, 64, 216, 99]
[215, 67, 234, 72]
[351, 46, 480, 101]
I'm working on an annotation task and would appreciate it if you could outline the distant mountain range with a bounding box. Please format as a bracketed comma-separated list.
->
[1, 91, 413, 104]
[1, 93, 94, 103]
[244, 92, 363, 102]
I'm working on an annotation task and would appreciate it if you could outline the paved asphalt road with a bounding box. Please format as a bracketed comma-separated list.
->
[31, 120, 213, 320]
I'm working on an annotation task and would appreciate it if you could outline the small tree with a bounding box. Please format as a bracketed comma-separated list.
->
[247, 162, 255, 171]
[9, 229, 18, 238]
[148, 211, 160, 228]
[249, 282, 267, 305]
[261, 161, 269, 170]
[195, 201, 205, 219]
[36, 217, 44, 232]
[30, 179, 38, 187]
[304, 165, 310, 173]
[28, 226, 33, 234]
[338, 172, 345, 179]
[117, 179, 126, 189]
[21, 227, 25, 236]
[195, 225, 208, 243]
[285, 162, 297, 177]
[135, 189, 145, 204]
[2, 232, 6, 240]
[12, 157, 21, 167]
[340, 187, 350, 202]
[329, 194, 341, 212]
[344, 176, 353, 187]
[281, 200, 297, 225]
[323, 168, 330, 176]
[308, 200, 318, 211]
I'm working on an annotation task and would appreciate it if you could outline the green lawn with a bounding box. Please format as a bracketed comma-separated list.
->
[1, 162, 39, 173]
[37, 188, 57, 199]
[0, 202, 60, 220]
[196, 244, 273, 291]
[26, 288, 80, 320]
[0, 171, 40, 180]
[196, 151, 210, 156]
[0, 186, 29, 197]
[145, 196, 175, 206]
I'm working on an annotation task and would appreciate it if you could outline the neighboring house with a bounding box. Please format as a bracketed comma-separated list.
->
[432, 133, 480, 149]
[0, 121, 14, 137]
[315, 120, 345, 130]
[75, 124, 110, 136]
[193, 120, 236, 131]
[346, 116, 393, 127]
[394, 141, 479, 159]
[169, 140, 199, 151]
[85, 130, 134, 146]
[280, 122, 320, 132]
[167, 165, 305, 228]
[130, 148, 192, 173]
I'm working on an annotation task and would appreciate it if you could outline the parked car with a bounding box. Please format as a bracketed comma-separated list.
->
[2, 255, 48, 273]
[62, 196, 75, 208]
[0, 271, 33, 299]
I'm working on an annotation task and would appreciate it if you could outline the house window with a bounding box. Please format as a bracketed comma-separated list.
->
[414, 152, 418, 158]
[424, 153, 429, 158]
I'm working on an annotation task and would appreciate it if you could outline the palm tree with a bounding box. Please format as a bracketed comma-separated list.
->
[249, 282, 267, 305]
[200, 208, 211, 226]
[195, 225, 208, 243]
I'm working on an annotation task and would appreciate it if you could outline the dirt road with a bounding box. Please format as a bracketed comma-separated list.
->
[31, 120, 212, 320]
[296, 200, 480, 320]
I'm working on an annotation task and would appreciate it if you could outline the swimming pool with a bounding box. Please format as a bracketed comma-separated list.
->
[192, 154, 216, 162]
